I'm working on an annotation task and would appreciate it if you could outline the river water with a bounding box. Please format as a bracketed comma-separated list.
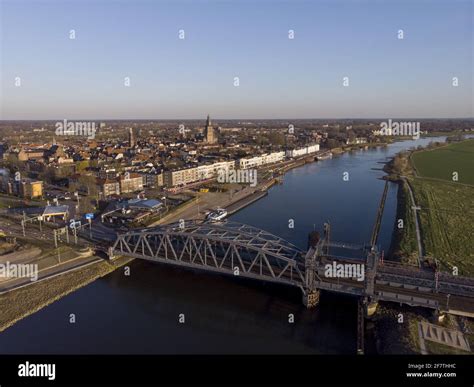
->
[0, 137, 446, 354]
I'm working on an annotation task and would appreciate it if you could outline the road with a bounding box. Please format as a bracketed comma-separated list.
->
[0, 254, 102, 294]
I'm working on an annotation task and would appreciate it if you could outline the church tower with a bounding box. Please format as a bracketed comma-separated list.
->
[205, 115, 217, 144]
[128, 127, 136, 147]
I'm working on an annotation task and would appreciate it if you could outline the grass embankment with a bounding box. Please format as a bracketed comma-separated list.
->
[374, 305, 473, 354]
[373, 305, 423, 354]
[389, 139, 474, 275]
[390, 181, 418, 265]
[384, 152, 418, 264]
[0, 256, 131, 332]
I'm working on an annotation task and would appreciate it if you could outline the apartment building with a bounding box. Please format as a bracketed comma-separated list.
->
[262, 151, 285, 164]
[239, 151, 285, 169]
[286, 144, 320, 158]
[197, 160, 235, 180]
[239, 156, 265, 169]
[164, 160, 236, 187]
[164, 167, 198, 187]
[119, 173, 144, 193]
[96, 178, 121, 197]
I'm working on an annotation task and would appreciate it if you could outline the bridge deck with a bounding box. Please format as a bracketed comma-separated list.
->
[111, 220, 474, 314]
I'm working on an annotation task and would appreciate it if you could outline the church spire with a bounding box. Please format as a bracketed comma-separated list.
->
[205, 114, 217, 144]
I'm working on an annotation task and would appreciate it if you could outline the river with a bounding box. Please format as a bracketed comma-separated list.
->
[0, 137, 447, 354]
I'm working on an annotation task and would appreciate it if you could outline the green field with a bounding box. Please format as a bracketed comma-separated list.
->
[411, 139, 474, 185]
[410, 179, 474, 275]
[394, 139, 474, 275]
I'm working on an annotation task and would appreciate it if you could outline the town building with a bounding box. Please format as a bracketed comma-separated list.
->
[18, 149, 45, 162]
[346, 137, 368, 145]
[239, 156, 265, 169]
[286, 144, 320, 158]
[42, 205, 69, 221]
[119, 173, 144, 193]
[0, 177, 44, 198]
[97, 178, 121, 198]
[164, 167, 198, 187]
[197, 160, 235, 180]
[239, 151, 285, 169]
[138, 171, 164, 188]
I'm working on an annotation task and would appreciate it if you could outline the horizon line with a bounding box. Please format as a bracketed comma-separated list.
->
[1, 117, 474, 122]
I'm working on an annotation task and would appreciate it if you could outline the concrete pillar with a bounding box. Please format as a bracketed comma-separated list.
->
[365, 301, 378, 317]
[107, 247, 115, 260]
[303, 289, 320, 308]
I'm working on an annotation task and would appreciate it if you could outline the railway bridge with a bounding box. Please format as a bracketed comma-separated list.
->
[108, 219, 474, 354]
[109, 220, 474, 315]
[100, 180, 474, 354]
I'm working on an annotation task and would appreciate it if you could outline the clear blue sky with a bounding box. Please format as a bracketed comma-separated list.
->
[1, 0, 472, 119]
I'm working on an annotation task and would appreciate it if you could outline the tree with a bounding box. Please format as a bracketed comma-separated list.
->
[76, 160, 89, 172]
[39, 166, 56, 184]
[78, 175, 98, 197]
[325, 139, 340, 149]
[268, 132, 285, 146]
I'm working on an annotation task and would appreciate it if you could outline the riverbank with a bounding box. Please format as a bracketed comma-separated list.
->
[373, 303, 473, 355]
[150, 155, 321, 225]
[0, 256, 132, 333]
[332, 142, 389, 155]
[374, 137, 474, 354]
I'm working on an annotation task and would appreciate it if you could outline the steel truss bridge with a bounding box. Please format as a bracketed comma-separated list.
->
[112, 220, 307, 290]
[110, 220, 474, 316]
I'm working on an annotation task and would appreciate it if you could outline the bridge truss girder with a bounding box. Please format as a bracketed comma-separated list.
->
[112, 221, 307, 289]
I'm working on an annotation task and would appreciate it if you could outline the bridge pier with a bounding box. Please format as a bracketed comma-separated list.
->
[302, 290, 320, 308]
[107, 247, 115, 260]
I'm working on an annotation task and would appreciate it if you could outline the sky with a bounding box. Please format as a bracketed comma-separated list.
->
[0, 0, 473, 120]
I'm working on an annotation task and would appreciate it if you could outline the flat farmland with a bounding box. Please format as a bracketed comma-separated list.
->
[411, 139, 474, 185]
[395, 139, 474, 275]
[409, 178, 474, 276]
